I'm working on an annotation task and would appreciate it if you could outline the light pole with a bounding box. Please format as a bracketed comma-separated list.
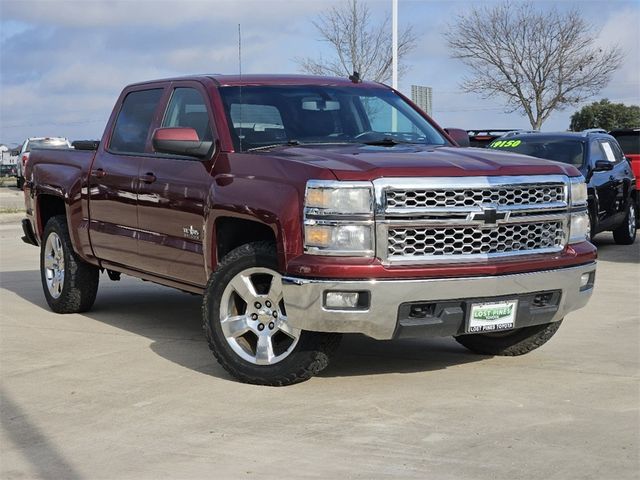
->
[391, 0, 398, 132]
[392, 0, 398, 91]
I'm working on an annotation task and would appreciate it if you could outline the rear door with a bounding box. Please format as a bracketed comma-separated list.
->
[135, 82, 216, 286]
[88, 87, 165, 266]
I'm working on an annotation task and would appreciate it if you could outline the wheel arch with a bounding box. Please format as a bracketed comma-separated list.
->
[212, 216, 279, 271]
[37, 193, 67, 237]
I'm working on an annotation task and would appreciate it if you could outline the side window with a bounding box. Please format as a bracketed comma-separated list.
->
[590, 140, 606, 163]
[110, 89, 163, 154]
[600, 141, 618, 163]
[608, 140, 626, 163]
[162, 88, 213, 141]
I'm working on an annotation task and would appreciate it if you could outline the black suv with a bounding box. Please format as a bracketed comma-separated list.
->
[488, 130, 637, 244]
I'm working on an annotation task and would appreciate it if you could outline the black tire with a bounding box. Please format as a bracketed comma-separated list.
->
[612, 202, 636, 245]
[454, 320, 562, 356]
[202, 241, 341, 386]
[16, 176, 23, 189]
[41, 215, 99, 313]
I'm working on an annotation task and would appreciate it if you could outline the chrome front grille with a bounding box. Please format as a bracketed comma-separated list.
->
[386, 185, 566, 210]
[373, 175, 571, 264]
[387, 221, 565, 259]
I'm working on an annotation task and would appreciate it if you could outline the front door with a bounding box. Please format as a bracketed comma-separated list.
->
[589, 139, 618, 230]
[136, 84, 216, 286]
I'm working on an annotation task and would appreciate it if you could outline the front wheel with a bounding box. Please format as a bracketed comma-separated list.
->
[612, 202, 636, 245]
[202, 242, 341, 386]
[454, 321, 562, 356]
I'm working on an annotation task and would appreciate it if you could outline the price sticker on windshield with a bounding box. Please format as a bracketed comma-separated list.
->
[490, 139, 522, 148]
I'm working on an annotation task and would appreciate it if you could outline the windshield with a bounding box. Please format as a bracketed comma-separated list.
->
[488, 137, 585, 167]
[218, 85, 447, 152]
[26, 139, 70, 152]
[610, 132, 640, 155]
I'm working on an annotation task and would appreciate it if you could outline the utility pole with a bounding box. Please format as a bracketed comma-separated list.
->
[391, 0, 398, 132]
[392, 0, 398, 90]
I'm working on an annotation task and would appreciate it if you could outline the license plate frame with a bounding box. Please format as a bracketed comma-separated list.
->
[467, 299, 518, 333]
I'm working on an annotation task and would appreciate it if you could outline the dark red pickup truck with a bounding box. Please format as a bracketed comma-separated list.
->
[22, 74, 596, 385]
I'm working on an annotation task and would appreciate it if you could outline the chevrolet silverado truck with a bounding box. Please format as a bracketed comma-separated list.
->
[22, 74, 596, 386]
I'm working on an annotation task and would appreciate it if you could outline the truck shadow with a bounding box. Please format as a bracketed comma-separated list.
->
[591, 233, 640, 264]
[320, 334, 483, 378]
[1, 270, 485, 382]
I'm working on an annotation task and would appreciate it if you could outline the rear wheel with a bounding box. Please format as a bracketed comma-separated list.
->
[40, 215, 99, 313]
[202, 242, 341, 386]
[16, 176, 24, 189]
[612, 203, 636, 245]
[454, 321, 562, 356]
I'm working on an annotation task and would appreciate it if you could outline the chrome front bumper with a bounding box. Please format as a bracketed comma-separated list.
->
[282, 263, 596, 340]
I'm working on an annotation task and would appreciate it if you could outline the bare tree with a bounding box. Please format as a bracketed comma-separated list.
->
[445, 2, 622, 129]
[296, 0, 417, 83]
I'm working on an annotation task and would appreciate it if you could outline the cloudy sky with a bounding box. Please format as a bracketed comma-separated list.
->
[1, 0, 638, 146]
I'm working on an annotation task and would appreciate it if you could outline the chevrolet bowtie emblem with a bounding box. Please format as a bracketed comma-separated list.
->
[469, 207, 509, 226]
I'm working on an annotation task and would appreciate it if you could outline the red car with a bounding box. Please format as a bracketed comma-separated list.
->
[609, 128, 640, 191]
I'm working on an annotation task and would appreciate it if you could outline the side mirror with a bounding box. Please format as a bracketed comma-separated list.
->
[593, 160, 614, 172]
[152, 127, 213, 159]
[444, 128, 471, 148]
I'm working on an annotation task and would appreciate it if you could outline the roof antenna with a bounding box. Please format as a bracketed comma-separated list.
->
[349, 71, 361, 83]
[238, 23, 243, 153]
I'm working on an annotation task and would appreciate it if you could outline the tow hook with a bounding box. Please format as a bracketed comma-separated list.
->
[107, 270, 121, 281]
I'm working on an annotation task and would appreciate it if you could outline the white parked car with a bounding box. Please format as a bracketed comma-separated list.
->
[17, 137, 71, 188]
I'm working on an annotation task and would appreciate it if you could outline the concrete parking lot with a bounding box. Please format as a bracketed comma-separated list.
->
[0, 186, 23, 212]
[1, 213, 638, 479]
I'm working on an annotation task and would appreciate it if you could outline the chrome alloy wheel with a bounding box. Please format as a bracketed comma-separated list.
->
[44, 232, 65, 299]
[219, 267, 300, 365]
[628, 204, 636, 238]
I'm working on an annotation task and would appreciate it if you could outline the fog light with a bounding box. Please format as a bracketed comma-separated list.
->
[325, 291, 359, 309]
[580, 273, 589, 288]
[580, 271, 595, 291]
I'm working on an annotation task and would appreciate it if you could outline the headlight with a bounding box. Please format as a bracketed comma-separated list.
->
[304, 180, 374, 256]
[305, 180, 373, 215]
[570, 177, 587, 206]
[569, 210, 590, 243]
[304, 223, 373, 255]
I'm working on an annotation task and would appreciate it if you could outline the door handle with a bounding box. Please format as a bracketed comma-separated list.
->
[91, 168, 107, 178]
[139, 172, 157, 184]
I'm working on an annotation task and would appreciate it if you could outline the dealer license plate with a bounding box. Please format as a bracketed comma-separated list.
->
[468, 300, 518, 333]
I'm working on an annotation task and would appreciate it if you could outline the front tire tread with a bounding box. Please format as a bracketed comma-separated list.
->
[202, 241, 340, 386]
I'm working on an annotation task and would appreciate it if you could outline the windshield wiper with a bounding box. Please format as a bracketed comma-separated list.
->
[246, 140, 300, 152]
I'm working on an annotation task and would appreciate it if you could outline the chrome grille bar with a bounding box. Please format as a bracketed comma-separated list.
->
[373, 175, 571, 264]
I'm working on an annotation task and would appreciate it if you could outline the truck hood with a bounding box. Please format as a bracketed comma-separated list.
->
[265, 144, 581, 180]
